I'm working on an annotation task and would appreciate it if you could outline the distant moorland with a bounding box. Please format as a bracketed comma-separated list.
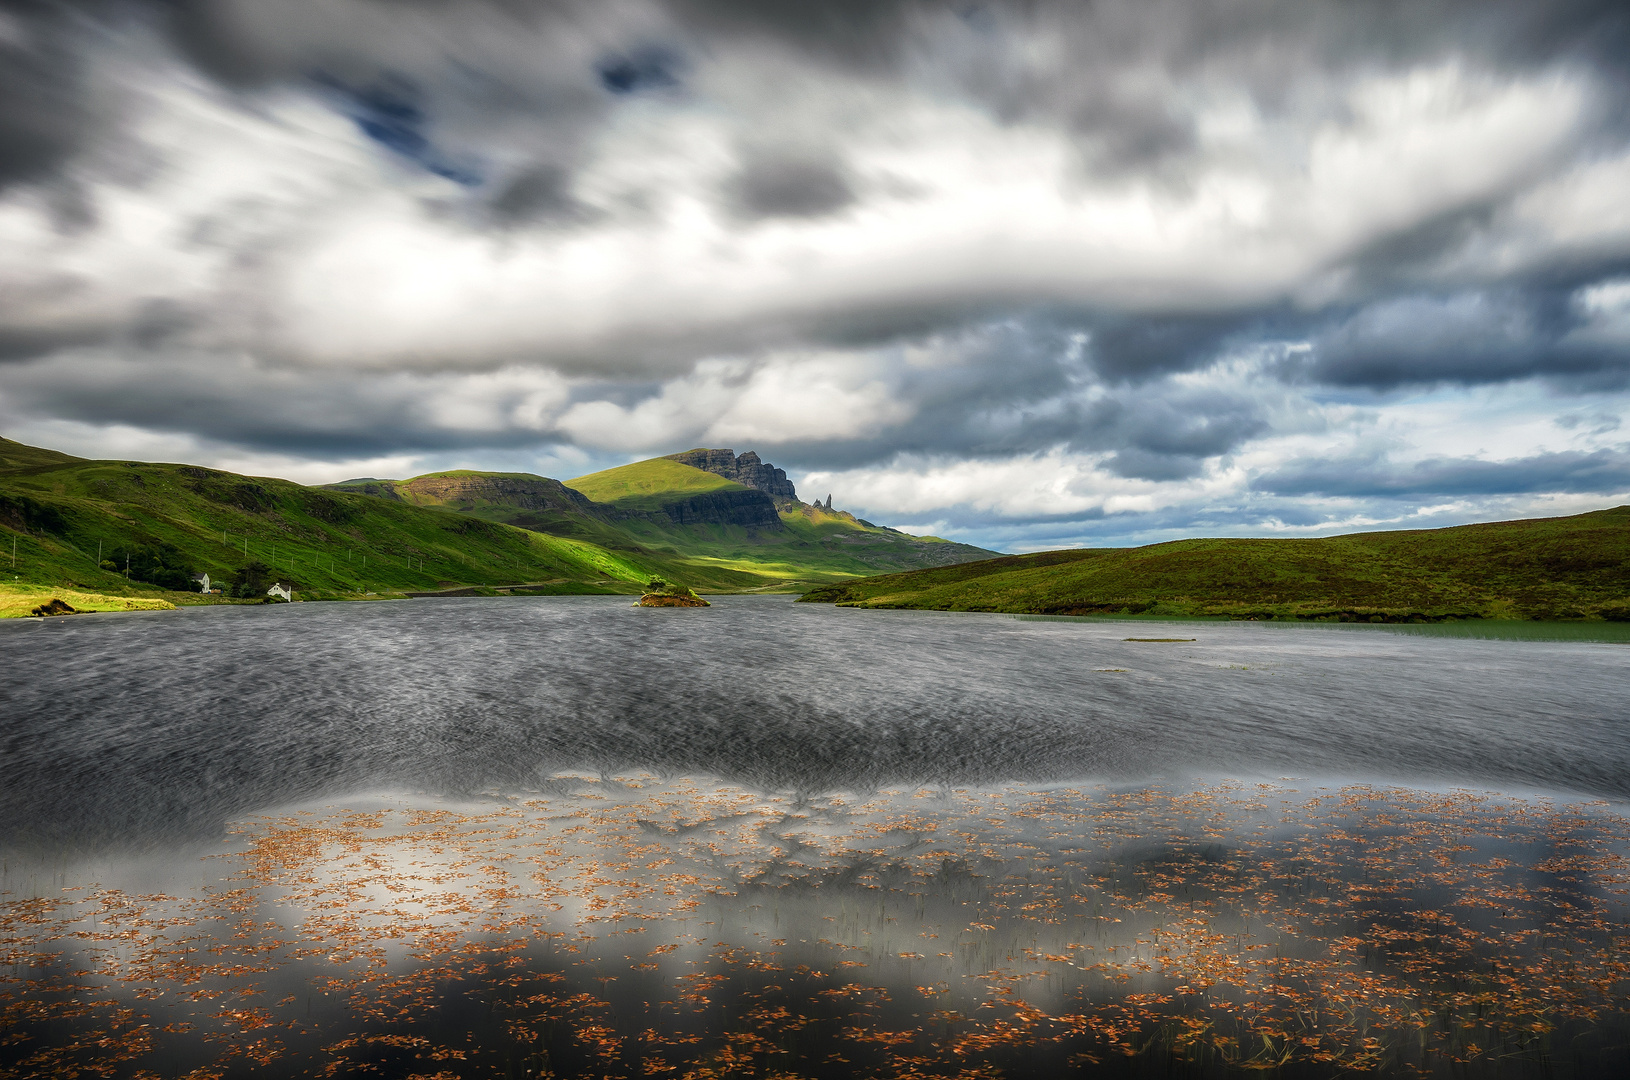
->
[800, 506, 1630, 622]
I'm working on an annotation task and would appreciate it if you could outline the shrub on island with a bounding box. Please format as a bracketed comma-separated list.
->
[637, 578, 710, 607]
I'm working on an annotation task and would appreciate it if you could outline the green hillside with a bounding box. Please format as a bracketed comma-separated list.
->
[325, 454, 999, 589]
[0, 437, 998, 611]
[0, 438, 83, 472]
[0, 436, 687, 606]
[565, 458, 744, 510]
[326, 471, 642, 556]
[557, 455, 997, 582]
[614, 496, 988, 582]
[799, 506, 1630, 621]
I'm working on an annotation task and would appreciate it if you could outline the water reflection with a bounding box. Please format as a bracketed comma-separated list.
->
[4, 597, 1630, 851]
[4, 777, 1627, 1078]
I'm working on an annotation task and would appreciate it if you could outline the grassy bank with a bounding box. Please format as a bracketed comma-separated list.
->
[799, 505, 1630, 621]
[0, 582, 176, 618]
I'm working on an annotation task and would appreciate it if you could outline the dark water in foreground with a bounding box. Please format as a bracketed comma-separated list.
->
[3, 595, 1629, 846]
[3, 597, 1628, 1079]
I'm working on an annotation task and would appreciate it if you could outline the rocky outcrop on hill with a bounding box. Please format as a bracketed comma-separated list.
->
[666, 449, 799, 503]
[645, 488, 781, 529]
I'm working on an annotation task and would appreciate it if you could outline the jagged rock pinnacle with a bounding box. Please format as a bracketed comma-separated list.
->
[665, 448, 799, 502]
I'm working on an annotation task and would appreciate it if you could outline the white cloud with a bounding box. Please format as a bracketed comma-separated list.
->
[3, 1, 1629, 549]
[704, 351, 913, 442]
[3, 43, 1602, 376]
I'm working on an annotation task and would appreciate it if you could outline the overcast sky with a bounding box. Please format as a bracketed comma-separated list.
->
[2, 0, 1629, 551]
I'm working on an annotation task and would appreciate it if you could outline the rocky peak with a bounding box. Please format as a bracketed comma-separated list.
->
[665, 448, 799, 503]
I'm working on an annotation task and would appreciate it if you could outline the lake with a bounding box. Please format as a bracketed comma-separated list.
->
[3, 596, 1628, 1077]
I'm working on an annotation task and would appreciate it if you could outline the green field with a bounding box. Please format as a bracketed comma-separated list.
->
[799, 505, 1630, 621]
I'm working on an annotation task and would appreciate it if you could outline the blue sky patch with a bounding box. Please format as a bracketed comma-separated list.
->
[595, 46, 681, 94]
[316, 72, 484, 186]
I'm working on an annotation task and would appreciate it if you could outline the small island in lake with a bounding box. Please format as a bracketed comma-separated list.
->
[636, 578, 710, 607]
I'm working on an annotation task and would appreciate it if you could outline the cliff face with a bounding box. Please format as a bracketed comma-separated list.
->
[648, 488, 781, 528]
[401, 474, 602, 516]
[665, 449, 799, 503]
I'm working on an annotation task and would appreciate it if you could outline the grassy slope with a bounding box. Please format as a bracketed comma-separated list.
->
[328, 468, 783, 590]
[556, 457, 998, 587]
[0, 583, 176, 618]
[799, 506, 1630, 621]
[565, 458, 744, 510]
[330, 472, 649, 553]
[0, 437, 672, 605]
[0, 438, 83, 471]
[604, 502, 991, 583]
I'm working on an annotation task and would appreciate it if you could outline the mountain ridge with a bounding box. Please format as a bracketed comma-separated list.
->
[0, 436, 996, 608]
[330, 451, 998, 578]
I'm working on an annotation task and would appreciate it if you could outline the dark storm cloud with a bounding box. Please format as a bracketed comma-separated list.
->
[160, 0, 282, 87]
[1098, 447, 1204, 483]
[1086, 311, 1265, 382]
[1259, 448, 1630, 499]
[0, 352, 561, 457]
[660, 0, 921, 70]
[724, 152, 855, 220]
[487, 164, 590, 224]
[1304, 292, 1548, 387]
[1092, 390, 1275, 479]
[656, 0, 1630, 104]
[1295, 278, 1630, 390]
[0, 1, 102, 192]
[0, 323, 109, 362]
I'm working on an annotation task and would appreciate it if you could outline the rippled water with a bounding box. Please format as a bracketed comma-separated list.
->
[3, 597, 1628, 1078]
[3, 595, 1627, 847]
